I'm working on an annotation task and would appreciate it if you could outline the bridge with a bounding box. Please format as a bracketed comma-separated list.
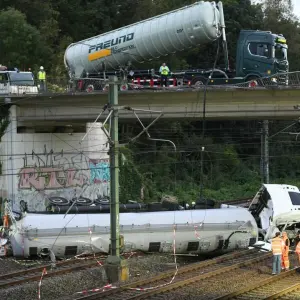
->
[2, 87, 300, 129]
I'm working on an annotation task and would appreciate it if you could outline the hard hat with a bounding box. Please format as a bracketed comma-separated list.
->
[40, 66, 44, 70]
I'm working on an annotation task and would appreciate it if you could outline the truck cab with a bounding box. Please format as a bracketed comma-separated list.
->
[248, 184, 300, 243]
[0, 69, 38, 96]
[236, 30, 288, 81]
[125, 30, 289, 89]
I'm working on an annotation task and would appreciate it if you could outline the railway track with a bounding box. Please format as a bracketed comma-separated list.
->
[271, 279, 300, 300]
[76, 248, 271, 300]
[0, 255, 105, 289]
[213, 267, 300, 300]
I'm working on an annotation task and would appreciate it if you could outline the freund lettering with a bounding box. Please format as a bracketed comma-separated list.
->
[88, 33, 134, 53]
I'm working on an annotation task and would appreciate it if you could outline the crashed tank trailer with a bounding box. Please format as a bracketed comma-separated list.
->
[8, 183, 300, 259]
[9, 207, 258, 258]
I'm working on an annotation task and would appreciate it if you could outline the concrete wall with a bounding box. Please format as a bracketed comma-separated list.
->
[0, 106, 110, 212]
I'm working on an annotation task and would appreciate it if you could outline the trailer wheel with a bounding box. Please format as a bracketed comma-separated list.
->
[94, 197, 110, 205]
[120, 84, 128, 91]
[40, 248, 50, 258]
[72, 197, 94, 206]
[191, 76, 207, 87]
[247, 76, 262, 88]
[49, 196, 70, 206]
[86, 84, 95, 93]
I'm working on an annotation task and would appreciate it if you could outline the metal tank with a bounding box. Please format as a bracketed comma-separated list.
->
[10, 207, 258, 258]
[64, 1, 223, 78]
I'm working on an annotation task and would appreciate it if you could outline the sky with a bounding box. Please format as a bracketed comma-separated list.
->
[252, 1, 300, 18]
[292, 0, 300, 18]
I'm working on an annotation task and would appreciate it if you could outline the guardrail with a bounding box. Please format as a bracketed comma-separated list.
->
[44, 71, 300, 93]
[2, 71, 300, 97]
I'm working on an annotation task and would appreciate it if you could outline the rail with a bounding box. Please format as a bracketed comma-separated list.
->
[266, 280, 300, 299]
[76, 249, 270, 300]
[212, 267, 300, 300]
[0, 255, 105, 289]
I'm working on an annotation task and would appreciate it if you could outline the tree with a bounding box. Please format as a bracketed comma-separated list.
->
[264, 0, 293, 21]
[0, 8, 48, 69]
[262, 0, 300, 71]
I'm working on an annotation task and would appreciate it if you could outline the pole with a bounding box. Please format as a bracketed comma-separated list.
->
[260, 126, 264, 183]
[263, 120, 269, 183]
[217, 1, 229, 70]
[105, 76, 128, 283]
[200, 146, 204, 201]
[109, 75, 120, 257]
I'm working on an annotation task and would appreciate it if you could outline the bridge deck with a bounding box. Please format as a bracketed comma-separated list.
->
[2, 88, 300, 126]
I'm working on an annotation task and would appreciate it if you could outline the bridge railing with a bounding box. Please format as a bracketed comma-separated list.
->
[6, 71, 300, 96]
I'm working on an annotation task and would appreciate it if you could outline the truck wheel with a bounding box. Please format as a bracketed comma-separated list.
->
[191, 76, 207, 87]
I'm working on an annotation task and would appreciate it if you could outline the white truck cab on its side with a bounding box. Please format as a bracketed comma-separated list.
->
[0, 70, 38, 96]
[248, 184, 300, 243]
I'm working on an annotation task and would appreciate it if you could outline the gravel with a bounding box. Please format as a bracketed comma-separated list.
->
[2, 252, 297, 300]
[0, 253, 197, 300]
[0, 257, 42, 274]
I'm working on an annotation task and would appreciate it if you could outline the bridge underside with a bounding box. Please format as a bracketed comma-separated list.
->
[2, 88, 300, 130]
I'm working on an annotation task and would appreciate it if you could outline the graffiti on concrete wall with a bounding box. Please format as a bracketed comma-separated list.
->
[89, 159, 110, 184]
[16, 146, 110, 212]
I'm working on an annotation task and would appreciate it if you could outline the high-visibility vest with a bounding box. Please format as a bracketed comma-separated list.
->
[296, 242, 300, 254]
[160, 66, 169, 75]
[38, 71, 46, 80]
[271, 237, 284, 255]
[283, 236, 290, 252]
[3, 215, 9, 228]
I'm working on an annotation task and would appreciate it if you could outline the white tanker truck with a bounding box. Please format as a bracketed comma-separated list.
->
[64, 1, 289, 91]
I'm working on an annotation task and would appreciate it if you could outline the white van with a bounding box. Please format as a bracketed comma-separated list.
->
[0, 70, 38, 96]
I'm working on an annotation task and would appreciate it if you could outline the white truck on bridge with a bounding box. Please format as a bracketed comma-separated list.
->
[0, 66, 38, 96]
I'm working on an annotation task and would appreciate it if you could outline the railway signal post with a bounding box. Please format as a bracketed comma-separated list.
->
[104, 76, 129, 283]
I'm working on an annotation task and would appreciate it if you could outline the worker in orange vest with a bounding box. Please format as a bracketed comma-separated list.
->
[271, 232, 284, 275]
[281, 231, 290, 270]
[295, 231, 300, 266]
[3, 215, 9, 228]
